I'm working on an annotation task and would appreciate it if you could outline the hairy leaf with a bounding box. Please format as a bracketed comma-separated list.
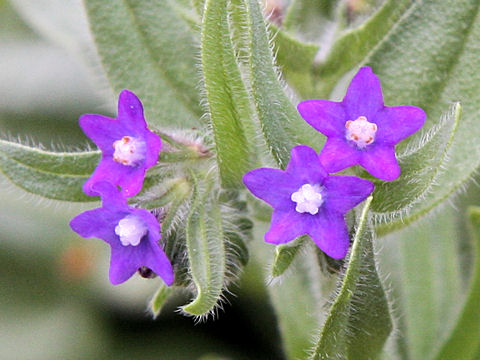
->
[372, 103, 460, 232]
[243, 0, 324, 168]
[201, 0, 255, 188]
[150, 285, 175, 319]
[311, 197, 393, 360]
[84, 0, 201, 127]
[270, 24, 319, 98]
[182, 175, 226, 316]
[271, 236, 306, 278]
[365, 0, 480, 230]
[0, 139, 99, 201]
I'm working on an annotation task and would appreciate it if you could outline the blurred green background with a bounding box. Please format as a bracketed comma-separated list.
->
[0, 1, 284, 358]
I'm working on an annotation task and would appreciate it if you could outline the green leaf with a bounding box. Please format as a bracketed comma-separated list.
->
[365, 0, 480, 230]
[432, 206, 480, 360]
[311, 197, 393, 360]
[0, 139, 99, 201]
[150, 285, 175, 318]
[372, 103, 461, 233]
[201, 0, 256, 188]
[182, 175, 226, 316]
[315, 0, 414, 97]
[270, 24, 320, 98]
[243, 0, 324, 168]
[84, 0, 202, 128]
[377, 205, 464, 360]
[271, 236, 306, 278]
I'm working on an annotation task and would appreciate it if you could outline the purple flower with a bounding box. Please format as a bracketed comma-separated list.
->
[80, 89, 162, 197]
[243, 145, 374, 259]
[70, 182, 174, 285]
[297, 67, 426, 181]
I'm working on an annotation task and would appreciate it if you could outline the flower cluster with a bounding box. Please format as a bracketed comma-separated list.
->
[244, 67, 426, 258]
[70, 90, 174, 285]
[70, 68, 425, 283]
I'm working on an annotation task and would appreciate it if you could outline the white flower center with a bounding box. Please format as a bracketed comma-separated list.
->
[113, 136, 146, 166]
[291, 184, 324, 215]
[114, 214, 148, 247]
[345, 116, 377, 149]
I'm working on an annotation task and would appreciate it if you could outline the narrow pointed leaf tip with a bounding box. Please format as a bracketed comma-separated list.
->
[243, 145, 374, 259]
[70, 182, 174, 286]
[79, 89, 162, 198]
[182, 176, 225, 316]
[297, 66, 426, 181]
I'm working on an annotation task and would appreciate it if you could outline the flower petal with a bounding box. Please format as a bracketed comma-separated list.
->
[80, 90, 161, 198]
[79, 114, 122, 154]
[70, 207, 124, 245]
[144, 130, 162, 168]
[318, 137, 361, 173]
[343, 67, 384, 120]
[375, 105, 427, 145]
[109, 239, 173, 285]
[287, 145, 328, 183]
[307, 212, 349, 259]
[297, 99, 346, 137]
[243, 168, 297, 210]
[108, 245, 140, 285]
[360, 145, 400, 181]
[265, 210, 307, 244]
[141, 241, 174, 286]
[82, 158, 146, 197]
[117, 89, 147, 133]
[91, 181, 126, 208]
[323, 176, 374, 213]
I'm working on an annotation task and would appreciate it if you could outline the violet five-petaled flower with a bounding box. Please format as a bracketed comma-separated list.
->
[80, 89, 162, 197]
[243, 145, 374, 259]
[70, 182, 174, 285]
[297, 67, 426, 181]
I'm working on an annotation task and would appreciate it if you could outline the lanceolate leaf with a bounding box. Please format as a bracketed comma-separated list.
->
[271, 236, 306, 278]
[372, 103, 461, 232]
[201, 0, 255, 188]
[182, 175, 226, 316]
[0, 139, 99, 201]
[432, 207, 480, 360]
[243, 0, 324, 168]
[365, 0, 480, 231]
[310, 197, 393, 360]
[150, 285, 175, 319]
[84, 0, 201, 128]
